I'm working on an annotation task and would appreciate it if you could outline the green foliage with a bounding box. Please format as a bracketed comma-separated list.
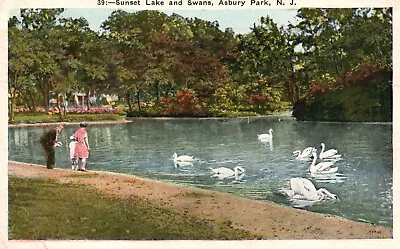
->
[9, 176, 256, 239]
[291, 8, 392, 121]
[295, 8, 392, 80]
[8, 8, 392, 121]
[293, 68, 392, 122]
[100, 10, 232, 113]
[234, 16, 298, 105]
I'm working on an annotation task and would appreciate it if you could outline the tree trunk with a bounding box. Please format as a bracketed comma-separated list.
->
[9, 76, 19, 121]
[9, 91, 16, 122]
[155, 80, 160, 102]
[86, 89, 91, 110]
[56, 93, 64, 119]
[26, 91, 38, 112]
[45, 80, 51, 111]
[126, 92, 133, 113]
[287, 53, 300, 105]
[39, 85, 48, 110]
[136, 91, 142, 113]
[32, 94, 37, 112]
[286, 74, 300, 105]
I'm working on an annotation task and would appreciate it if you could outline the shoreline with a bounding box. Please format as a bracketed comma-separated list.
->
[7, 161, 393, 240]
[7, 119, 132, 128]
[7, 113, 393, 129]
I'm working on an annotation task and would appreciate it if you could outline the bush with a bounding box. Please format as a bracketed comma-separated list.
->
[157, 89, 207, 117]
[293, 81, 392, 122]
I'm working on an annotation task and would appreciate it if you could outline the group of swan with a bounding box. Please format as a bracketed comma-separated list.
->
[293, 143, 342, 162]
[284, 142, 342, 202]
[172, 152, 246, 179]
[173, 130, 340, 203]
[283, 177, 338, 201]
[256, 128, 339, 203]
[292, 143, 342, 175]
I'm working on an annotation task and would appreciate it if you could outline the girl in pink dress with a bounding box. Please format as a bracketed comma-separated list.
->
[72, 121, 90, 171]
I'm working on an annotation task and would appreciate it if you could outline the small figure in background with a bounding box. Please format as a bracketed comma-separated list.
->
[39, 123, 64, 169]
[69, 136, 78, 170]
[71, 121, 90, 171]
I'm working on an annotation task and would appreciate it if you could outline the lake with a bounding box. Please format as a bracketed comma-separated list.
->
[8, 116, 393, 227]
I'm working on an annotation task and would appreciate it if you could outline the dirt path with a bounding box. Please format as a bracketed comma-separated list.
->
[7, 161, 392, 240]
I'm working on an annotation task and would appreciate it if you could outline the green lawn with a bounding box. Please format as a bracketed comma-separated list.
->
[10, 112, 125, 124]
[8, 176, 257, 240]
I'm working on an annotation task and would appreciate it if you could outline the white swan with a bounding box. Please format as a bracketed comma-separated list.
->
[210, 166, 246, 177]
[319, 143, 340, 159]
[292, 147, 316, 161]
[258, 129, 273, 142]
[310, 151, 338, 174]
[172, 153, 194, 162]
[283, 177, 338, 201]
[173, 161, 194, 168]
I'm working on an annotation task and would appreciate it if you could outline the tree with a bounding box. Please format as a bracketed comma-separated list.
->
[18, 9, 66, 112]
[292, 8, 392, 121]
[234, 16, 295, 112]
[59, 17, 109, 112]
[101, 10, 233, 115]
[8, 17, 37, 120]
[295, 8, 392, 84]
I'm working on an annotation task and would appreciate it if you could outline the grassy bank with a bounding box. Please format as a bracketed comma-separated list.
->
[10, 112, 125, 124]
[8, 176, 257, 240]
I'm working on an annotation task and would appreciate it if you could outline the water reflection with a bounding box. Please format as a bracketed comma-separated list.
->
[259, 139, 274, 151]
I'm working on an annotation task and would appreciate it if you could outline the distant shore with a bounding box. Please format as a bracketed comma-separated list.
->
[7, 119, 132, 128]
[8, 161, 393, 240]
[7, 110, 295, 127]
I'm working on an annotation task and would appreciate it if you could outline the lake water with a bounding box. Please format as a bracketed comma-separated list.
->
[8, 116, 393, 227]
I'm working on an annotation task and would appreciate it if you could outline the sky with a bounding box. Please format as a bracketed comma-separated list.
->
[9, 8, 300, 34]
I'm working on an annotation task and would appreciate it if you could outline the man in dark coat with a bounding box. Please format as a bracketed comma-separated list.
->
[40, 124, 64, 169]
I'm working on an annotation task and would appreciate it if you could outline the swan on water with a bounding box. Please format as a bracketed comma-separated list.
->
[282, 177, 338, 201]
[172, 153, 194, 162]
[310, 151, 338, 174]
[210, 166, 246, 177]
[319, 143, 341, 159]
[173, 161, 194, 168]
[212, 170, 246, 180]
[292, 147, 316, 161]
[258, 129, 273, 142]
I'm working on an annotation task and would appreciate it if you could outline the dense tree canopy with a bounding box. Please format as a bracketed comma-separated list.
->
[8, 8, 392, 121]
